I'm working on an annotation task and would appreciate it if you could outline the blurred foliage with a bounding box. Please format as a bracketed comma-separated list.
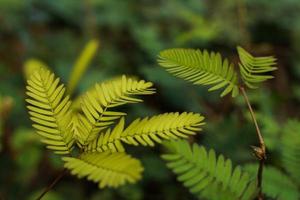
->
[244, 164, 299, 200]
[1, 0, 300, 199]
[162, 140, 258, 200]
[280, 120, 300, 186]
[23, 59, 50, 80]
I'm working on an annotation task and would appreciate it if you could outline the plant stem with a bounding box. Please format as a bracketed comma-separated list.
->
[239, 86, 266, 200]
[36, 169, 67, 200]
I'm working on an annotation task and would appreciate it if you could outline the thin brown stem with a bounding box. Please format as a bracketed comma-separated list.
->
[35, 169, 67, 200]
[257, 159, 265, 200]
[239, 86, 266, 200]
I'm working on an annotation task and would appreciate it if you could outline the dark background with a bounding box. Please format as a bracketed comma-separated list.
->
[0, 0, 300, 199]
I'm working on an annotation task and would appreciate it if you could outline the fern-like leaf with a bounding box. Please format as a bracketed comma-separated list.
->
[26, 69, 74, 154]
[71, 76, 137, 111]
[84, 117, 126, 152]
[84, 112, 204, 153]
[76, 75, 155, 146]
[280, 120, 300, 185]
[63, 152, 143, 188]
[158, 48, 239, 97]
[161, 140, 257, 200]
[237, 46, 277, 89]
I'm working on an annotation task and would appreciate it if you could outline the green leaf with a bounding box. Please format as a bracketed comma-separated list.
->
[237, 46, 277, 89]
[280, 120, 300, 185]
[23, 58, 50, 80]
[158, 48, 239, 97]
[84, 112, 205, 153]
[26, 69, 74, 154]
[75, 75, 155, 146]
[63, 151, 143, 188]
[162, 140, 257, 200]
[68, 39, 99, 94]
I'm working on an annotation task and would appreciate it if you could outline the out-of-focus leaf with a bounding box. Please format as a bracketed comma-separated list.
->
[49, 153, 64, 170]
[175, 8, 219, 45]
[280, 120, 300, 185]
[16, 145, 42, 184]
[141, 154, 170, 182]
[23, 59, 50, 80]
[255, 113, 280, 150]
[90, 190, 115, 200]
[118, 185, 143, 200]
[68, 39, 99, 94]
[244, 164, 299, 200]
[12, 128, 42, 184]
[12, 128, 39, 150]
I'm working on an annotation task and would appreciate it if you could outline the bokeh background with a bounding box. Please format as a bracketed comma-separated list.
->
[1, 0, 300, 199]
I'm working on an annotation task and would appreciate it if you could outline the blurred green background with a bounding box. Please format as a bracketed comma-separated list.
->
[1, 0, 300, 199]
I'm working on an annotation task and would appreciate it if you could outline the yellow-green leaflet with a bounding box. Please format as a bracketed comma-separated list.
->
[158, 46, 277, 96]
[26, 69, 74, 154]
[84, 112, 205, 153]
[237, 46, 277, 89]
[63, 151, 143, 188]
[158, 48, 239, 97]
[68, 39, 99, 94]
[75, 75, 155, 146]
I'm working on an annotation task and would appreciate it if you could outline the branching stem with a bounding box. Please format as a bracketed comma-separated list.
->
[35, 169, 67, 200]
[239, 86, 266, 200]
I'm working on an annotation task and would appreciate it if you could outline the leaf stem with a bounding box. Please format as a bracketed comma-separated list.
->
[239, 86, 266, 200]
[35, 169, 67, 200]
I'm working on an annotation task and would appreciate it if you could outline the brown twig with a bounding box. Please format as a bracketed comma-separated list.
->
[239, 86, 266, 200]
[35, 169, 68, 200]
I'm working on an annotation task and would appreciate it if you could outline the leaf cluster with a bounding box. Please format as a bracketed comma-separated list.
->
[158, 46, 277, 97]
[25, 68, 205, 188]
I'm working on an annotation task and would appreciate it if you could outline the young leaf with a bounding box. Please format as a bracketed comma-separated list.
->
[23, 58, 50, 80]
[63, 151, 143, 188]
[158, 48, 239, 97]
[120, 112, 205, 146]
[76, 75, 155, 146]
[84, 112, 205, 153]
[68, 39, 99, 94]
[26, 69, 74, 154]
[237, 46, 277, 89]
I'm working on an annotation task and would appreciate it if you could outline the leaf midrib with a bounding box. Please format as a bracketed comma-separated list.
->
[166, 57, 236, 86]
[40, 75, 71, 152]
